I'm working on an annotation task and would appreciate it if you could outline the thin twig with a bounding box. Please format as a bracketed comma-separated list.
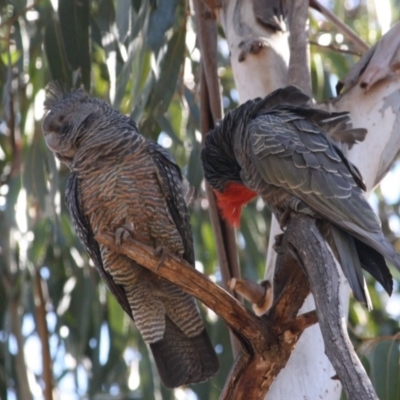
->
[10, 298, 32, 400]
[194, 0, 242, 357]
[309, 40, 362, 56]
[34, 268, 53, 400]
[310, 0, 369, 53]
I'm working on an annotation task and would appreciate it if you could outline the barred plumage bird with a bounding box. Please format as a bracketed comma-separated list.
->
[42, 82, 219, 388]
[201, 85, 400, 310]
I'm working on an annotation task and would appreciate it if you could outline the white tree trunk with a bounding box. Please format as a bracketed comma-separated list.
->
[328, 80, 400, 188]
[219, 1, 400, 398]
[218, 1, 289, 99]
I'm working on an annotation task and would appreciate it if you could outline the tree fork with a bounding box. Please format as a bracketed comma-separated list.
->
[96, 217, 316, 399]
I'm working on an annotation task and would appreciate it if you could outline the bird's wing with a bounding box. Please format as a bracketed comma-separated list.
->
[248, 110, 400, 301]
[248, 110, 382, 240]
[250, 88, 367, 147]
[65, 172, 133, 319]
[146, 140, 195, 265]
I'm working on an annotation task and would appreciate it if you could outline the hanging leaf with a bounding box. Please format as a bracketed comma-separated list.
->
[58, 0, 91, 89]
[44, 17, 72, 87]
[359, 338, 400, 400]
[116, 0, 132, 43]
[23, 131, 49, 213]
[146, 0, 180, 53]
[148, 23, 186, 113]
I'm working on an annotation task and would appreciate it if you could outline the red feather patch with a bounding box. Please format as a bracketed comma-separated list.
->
[214, 183, 257, 227]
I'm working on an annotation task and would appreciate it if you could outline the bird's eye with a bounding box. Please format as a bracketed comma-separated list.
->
[58, 115, 65, 122]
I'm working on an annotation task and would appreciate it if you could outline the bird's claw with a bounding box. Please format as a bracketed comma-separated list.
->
[115, 223, 135, 250]
[278, 209, 291, 230]
[154, 246, 169, 271]
[273, 233, 284, 254]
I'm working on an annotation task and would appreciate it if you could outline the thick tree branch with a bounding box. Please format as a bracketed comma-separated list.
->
[96, 214, 316, 399]
[285, 214, 378, 400]
[219, 0, 289, 102]
[323, 31, 400, 190]
[336, 21, 400, 94]
[96, 233, 261, 340]
[288, 0, 312, 95]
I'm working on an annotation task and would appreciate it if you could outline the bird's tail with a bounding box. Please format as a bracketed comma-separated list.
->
[347, 225, 398, 293]
[150, 317, 219, 388]
[326, 225, 372, 309]
[353, 237, 393, 296]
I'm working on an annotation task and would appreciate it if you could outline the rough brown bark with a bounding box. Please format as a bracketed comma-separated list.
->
[96, 214, 317, 399]
[97, 208, 378, 399]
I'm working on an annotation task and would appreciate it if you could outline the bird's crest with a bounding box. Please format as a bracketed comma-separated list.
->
[44, 82, 70, 111]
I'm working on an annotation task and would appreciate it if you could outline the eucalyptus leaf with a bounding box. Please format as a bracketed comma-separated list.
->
[23, 132, 48, 213]
[359, 338, 400, 400]
[58, 0, 91, 89]
[44, 17, 72, 87]
[147, 0, 180, 53]
[148, 24, 186, 113]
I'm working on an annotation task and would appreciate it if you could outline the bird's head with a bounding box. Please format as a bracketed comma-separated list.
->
[42, 82, 102, 166]
[201, 106, 257, 227]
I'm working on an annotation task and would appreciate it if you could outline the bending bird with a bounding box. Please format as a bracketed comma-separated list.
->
[42, 82, 219, 388]
[201, 85, 400, 310]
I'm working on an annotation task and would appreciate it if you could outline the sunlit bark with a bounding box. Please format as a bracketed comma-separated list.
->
[217, 1, 400, 399]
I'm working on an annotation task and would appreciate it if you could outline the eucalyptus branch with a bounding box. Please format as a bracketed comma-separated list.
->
[286, 214, 378, 400]
[288, 0, 312, 95]
[34, 268, 53, 400]
[309, 40, 362, 56]
[194, 0, 242, 356]
[96, 214, 317, 399]
[96, 233, 259, 339]
[10, 298, 32, 400]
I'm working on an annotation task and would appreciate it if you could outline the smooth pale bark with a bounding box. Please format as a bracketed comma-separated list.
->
[219, 1, 400, 399]
[327, 79, 400, 188]
[219, 1, 343, 399]
[218, 0, 289, 100]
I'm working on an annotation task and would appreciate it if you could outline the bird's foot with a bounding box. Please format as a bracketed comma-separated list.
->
[278, 209, 292, 230]
[273, 233, 284, 254]
[115, 222, 135, 250]
[154, 246, 170, 271]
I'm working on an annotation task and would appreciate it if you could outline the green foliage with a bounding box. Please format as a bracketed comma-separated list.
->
[359, 337, 400, 400]
[0, 0, 399, 399]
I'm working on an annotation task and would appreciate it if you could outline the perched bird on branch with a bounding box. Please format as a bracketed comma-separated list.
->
[202, 85, 400, 310]
[42, 82, 219, 388]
